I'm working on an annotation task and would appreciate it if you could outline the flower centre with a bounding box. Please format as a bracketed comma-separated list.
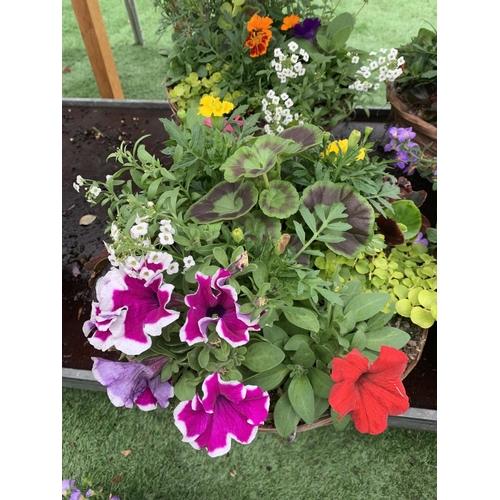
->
[206, 304, 226, 319]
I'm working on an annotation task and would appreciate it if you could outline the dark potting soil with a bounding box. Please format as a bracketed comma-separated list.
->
[62, 101, 436, 411]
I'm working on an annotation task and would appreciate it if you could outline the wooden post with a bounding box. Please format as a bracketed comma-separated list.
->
[71, 0, 124, 99]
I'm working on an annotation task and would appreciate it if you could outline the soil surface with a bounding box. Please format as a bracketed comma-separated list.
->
[62, 100, 436, 410]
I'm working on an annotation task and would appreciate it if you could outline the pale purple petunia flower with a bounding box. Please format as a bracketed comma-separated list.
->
[62, 480, 76, 495]
[179, 268, 260, 347]
[92, 355, 174, 411]
[174, 373, 270, 457]
[414, 231, 428, 246]
[83, 267, 180, 355]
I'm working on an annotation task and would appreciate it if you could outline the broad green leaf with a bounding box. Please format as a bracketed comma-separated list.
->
[241, 342, 285, 372]
[350, 329, 367, 351]
[212, 247, 229, 268]
[344, 292, 391, 322]
[263, 325, 289, 344]
[313, 396, 331, 420]
[365, 327, 410, 351]
[307, 367, 334, 399]
[273, 392, 301, 438]
[289, 375, 316, 424]
[238, 210, 281, 242]
[392, 200, 422, 241]
[259, 180, 300, 218]
[284, 334, 313, 350]
[291, 342, 316, 368]
[331, 408, 351, 431]
[243, 363, 290, 391]
[281, 307, 320, 333]
[185, 180, 258, 223]
[173, 372, 198, 401]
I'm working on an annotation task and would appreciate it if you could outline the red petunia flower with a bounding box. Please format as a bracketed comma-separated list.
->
[244, 13, 273, 58]
[328, 346, 410, 435]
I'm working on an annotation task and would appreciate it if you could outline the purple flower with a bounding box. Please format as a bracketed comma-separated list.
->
[384, 138, 398, 152]
[83, 267, 180, 355]
[387, 126, 416, 142]
[394, 150, 413, 173]
[174, 373, 270, 457]
[179, 268, 260, 348]
[92, 355, 174, 411]
[62, 480, 76, 495]
[413, 231, 428, 246]
[69, 489, 83, 500]
[292, 17, 321, 44]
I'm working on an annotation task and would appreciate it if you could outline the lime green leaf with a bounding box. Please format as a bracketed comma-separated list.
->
[410, 307, 435, 328]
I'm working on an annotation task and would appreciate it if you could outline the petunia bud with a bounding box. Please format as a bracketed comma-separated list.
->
[232, 228, 244, 243]
[275, 233, 291, 255]
[227, 251, 248, 275]
[253, 296, 268, 307]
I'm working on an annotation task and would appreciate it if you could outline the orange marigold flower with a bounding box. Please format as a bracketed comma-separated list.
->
[245, 13, 273, 58]
[281, 14, 300, 31]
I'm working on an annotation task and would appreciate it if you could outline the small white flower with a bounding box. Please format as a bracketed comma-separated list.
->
[110, 223, 119, 241]
[108, 253, 119, 267]
[387, 52, 396, 62]
[159, 232, 174, 245]
[166, 262, 179, 275]
[135, 214, 149, 224]
[261, 98, 268, 107]
[362, 70, 371, 79]
[139, 268, 154, 280]
[89, 185, 101, 197]
[130, 223, 148, 239]
[264, 124, 272, 134]
[293, 62, 302, 73]
[369, 61, 378, 70]
[374, 83, 380, 90]
[272, 96, 280, 105]
[351, 55, 359, 64]
[284, 98, 293, 108]
[76, 175, 84, 186]
[274, 62, 282, 72]
[290, 54, 299, 63]
[389, 47, 398, 57]
[301, 52, 309, 62]
[289, 71, 297, 79]
[276, 125, 284, 134]
[378, 56, 387, 65]
[380, 48, 388, 53]
[274, 48, 283, 58]
[270, 59, 276, 68]
[73, 182, 80, 192]
[160, 220, 175, 234]
[106, 175, 113, 181]
[297, 67, 305, 76]
[125, 255, 141, 269]
[397, 56, 405, 67]
[280, 92, 289, 101]
[370, 51, 377, 56]
[279, 76, 287, 83]
[288, 41, 298, 52]
[266, 89, 276, 99]
[183, 256, 195, 270]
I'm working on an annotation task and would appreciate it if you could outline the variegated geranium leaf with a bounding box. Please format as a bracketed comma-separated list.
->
[302, 181, 374, 257]
[220, 135, 295, 182]
[278, 123, 325, 153]
[236, 210, 282, 242]
[259, 180, 301, 219]
[185, 180, 258, 223]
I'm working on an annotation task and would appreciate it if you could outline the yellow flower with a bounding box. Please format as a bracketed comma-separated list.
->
[281, 14, 300, 31]
[325, 139, 366, 161]
[197, 95, 235, 118]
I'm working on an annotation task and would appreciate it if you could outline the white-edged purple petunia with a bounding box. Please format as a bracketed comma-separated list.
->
[83, 267, 180, 355]
[91, 355, 174, 411]
[179, 268, 260, 348]
[173, 373, 269, 457]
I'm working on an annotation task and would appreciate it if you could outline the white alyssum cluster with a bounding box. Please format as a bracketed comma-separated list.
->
[349, 48, 405, 92]
[261, 89, 304, 136]
[271, 41, 308, 83]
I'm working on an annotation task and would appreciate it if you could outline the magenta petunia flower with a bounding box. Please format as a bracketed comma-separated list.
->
[173, 373, 270, 457]
[179, 268, 260, 347]
[83, 267, 180, 355]
[91, 355, 174, 411]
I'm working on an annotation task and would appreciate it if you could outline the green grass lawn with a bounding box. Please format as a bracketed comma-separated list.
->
[62, 0, 437, 105]
[63, 387, 437, 500]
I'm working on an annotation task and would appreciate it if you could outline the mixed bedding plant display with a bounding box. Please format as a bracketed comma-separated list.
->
[71, 0, 437, 459]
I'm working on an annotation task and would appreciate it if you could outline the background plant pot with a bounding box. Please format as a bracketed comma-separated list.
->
[386, 82, 437, 158]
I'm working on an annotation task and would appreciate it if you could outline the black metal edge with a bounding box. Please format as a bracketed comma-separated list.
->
[62, 368, 436, 432]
